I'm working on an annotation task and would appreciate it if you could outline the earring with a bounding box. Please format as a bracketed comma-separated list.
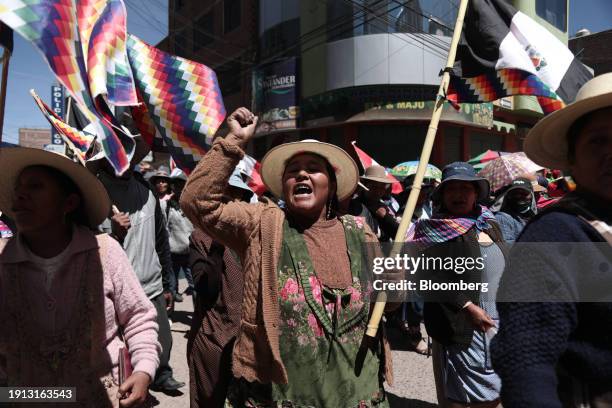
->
[326, 198, 333, 220]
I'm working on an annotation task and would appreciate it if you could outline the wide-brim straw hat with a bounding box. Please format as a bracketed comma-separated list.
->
[525, 73, 612, 170]
[0, 147, 111, 228]
[260, 139, 359, 201]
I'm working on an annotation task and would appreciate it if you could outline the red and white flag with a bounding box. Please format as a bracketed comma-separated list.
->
[236, 155, 266, 196]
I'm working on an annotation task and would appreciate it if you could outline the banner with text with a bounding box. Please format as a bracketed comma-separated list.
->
[252, 57, 299, 135]
[51, 85, 65, 146]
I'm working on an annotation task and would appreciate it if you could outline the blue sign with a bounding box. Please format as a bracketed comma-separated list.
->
[51, 85, 64, 145]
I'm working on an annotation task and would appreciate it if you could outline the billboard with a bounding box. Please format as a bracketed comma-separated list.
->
[51, 85, 65, 145]
[252, 57, 299, 135]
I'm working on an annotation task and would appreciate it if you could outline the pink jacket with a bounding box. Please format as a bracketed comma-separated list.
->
[0, 227, 161, 383]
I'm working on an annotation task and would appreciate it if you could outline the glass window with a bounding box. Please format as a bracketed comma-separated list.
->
[536, 0, 567, 32]
[363, 0, 390, 35]
[194, 12, 214, 50]
[259, 0, 300, 58]
[260, 19, 300, 59]
[394, 0, 424, 33]
[326, 0, 458, 42]
[224, 0, 242, 33]
[327, 1, 357, 41]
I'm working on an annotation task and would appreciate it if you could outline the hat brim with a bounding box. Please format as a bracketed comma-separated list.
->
[260, 141, 359, 201]
[150, 175, 171, 183]
[525, 92, 612, 170]
[432, 175, 490, 203]
[361, 175, 394, 185]
[0, 147, 111, 227]
[504, 184, 533, 195]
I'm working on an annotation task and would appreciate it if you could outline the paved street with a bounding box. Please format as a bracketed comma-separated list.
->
[149, 279, 192, 407]
[150, 279, 438, 407]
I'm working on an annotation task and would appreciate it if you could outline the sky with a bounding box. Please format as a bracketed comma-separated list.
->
[2, 0, 612, 144]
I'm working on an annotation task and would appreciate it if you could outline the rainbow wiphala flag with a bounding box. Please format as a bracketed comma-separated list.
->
[78, 0, 137, 106]
[130, 93, 164, 152]
[126, 34, 226, 173]
[31, 90, 96, 162]
[448, 68, 565, 115]
[0, 0, 132, 174]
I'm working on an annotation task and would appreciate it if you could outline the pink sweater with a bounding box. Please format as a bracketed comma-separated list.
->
[0, 227, 161, 383]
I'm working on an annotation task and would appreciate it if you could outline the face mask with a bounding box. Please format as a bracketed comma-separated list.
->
[507, 197, 531, 214]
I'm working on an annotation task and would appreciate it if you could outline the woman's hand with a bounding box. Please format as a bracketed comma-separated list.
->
[118, 371, 151, 407]
[225, 107, 258, 148]
[463, 303, 495, 332]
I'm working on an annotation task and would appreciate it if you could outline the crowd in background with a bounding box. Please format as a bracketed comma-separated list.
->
[0, 74, 610, 408]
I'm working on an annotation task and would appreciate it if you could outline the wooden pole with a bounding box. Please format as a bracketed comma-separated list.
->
[365, 0, 471, 338]
[0, 48, 11, 144]
[65, 95, 72, 123]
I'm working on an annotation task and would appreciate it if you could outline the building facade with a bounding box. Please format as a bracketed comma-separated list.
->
[569, 29, 612, 76]
[18, 128, 51, 150]
[168, 0, 258, 115]
[167, 0, 569, 168]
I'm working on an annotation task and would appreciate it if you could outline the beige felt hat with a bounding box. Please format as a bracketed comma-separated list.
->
[360, 165, 393, 184]
[525, 73, 612, 170]
[0, 147, 111, 227]
[260, 139, 359, 201]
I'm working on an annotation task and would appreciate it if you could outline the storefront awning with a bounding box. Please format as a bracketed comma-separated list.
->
[493, 120, 516, 133]
[342, 101, 493, 129]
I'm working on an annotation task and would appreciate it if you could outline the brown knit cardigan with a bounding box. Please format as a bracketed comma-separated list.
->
[180, 137, 395, 385]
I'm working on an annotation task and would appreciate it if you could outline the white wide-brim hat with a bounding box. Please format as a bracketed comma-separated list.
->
[0, 147, 111, 227]
[260, 139, 359, 201]
[525, 73, 612, 170]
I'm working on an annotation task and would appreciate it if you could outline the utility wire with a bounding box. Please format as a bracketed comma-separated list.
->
[125, 0, 456, 82]
[344, 0, 451, 57]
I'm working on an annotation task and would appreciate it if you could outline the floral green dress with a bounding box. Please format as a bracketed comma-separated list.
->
[227, 215, 388, 408]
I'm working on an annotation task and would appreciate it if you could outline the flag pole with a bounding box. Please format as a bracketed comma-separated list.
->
[65, 95, 72, 123]
[0, 48, 11, 144]
[365, 0, 471, 338]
